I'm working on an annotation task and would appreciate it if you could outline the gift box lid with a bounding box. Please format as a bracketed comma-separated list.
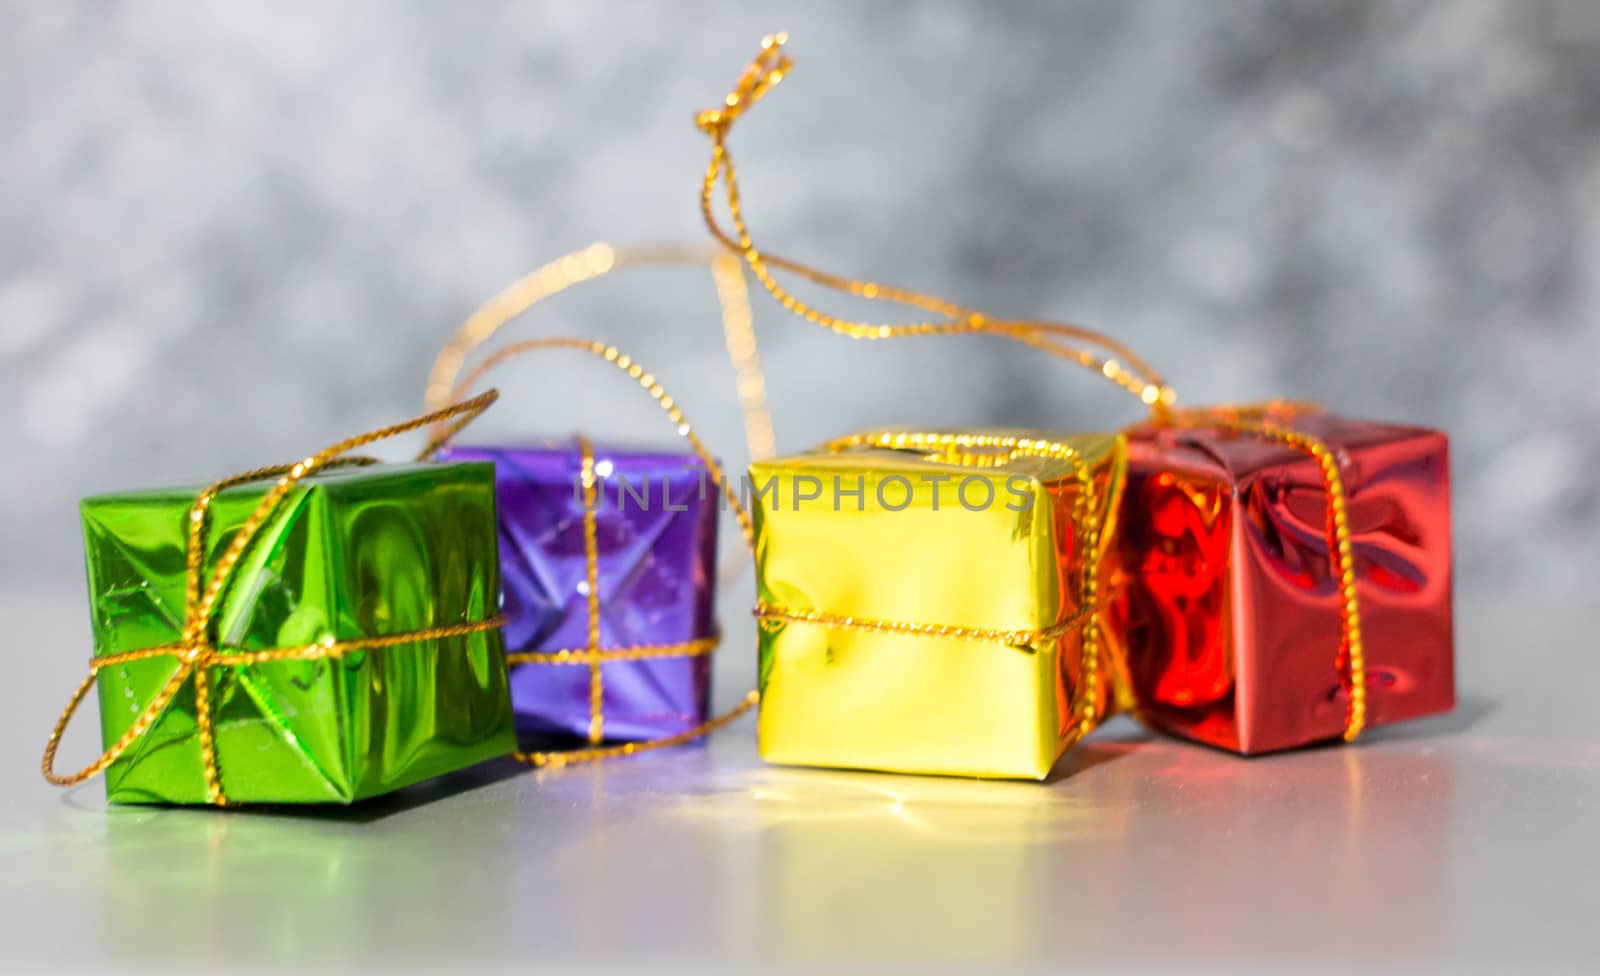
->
[1132, 413, 1446, 481]
[437, 440, 712, 480]
[754, 427, 1119, 481]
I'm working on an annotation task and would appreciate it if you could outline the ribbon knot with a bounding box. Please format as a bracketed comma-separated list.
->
[43, 392, 508, 806]
[695, 32, 791, 135]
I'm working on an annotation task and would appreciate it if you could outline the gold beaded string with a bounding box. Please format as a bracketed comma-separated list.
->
[575, 436, 606, 744]
[509, 636, 722, 666]
[435, 338, 760, 767]
[700, 36, 1370, 743]
[694, 33, 1176, 412]
[753, 600, 1106, 653]
[43, 392, 510, 805]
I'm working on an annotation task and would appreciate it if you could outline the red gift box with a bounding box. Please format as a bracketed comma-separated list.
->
[1113, 409, 1455, 754]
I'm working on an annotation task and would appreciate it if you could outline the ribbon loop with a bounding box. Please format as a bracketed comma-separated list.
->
[695, 32, 791, 135]
[436, 339, 754, 549]
[695, 37, 1176, 413]
[42, 657, 195, 789]
[424, 242, 775, 465]
[43, 393, 507, 805]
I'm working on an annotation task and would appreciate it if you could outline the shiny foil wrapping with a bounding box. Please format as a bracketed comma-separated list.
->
[79, 462, 515, 804]
[1114, 414, 1454, 754]
[750, 430, 1125, 780]
[434, 443, 718, 742]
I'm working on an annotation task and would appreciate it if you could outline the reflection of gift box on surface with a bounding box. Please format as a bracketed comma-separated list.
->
[80, 462, 515, 805]
[434, 441, 718, 743]
[749, 429, 1125, 780]
[1115, 411, 1454, 754]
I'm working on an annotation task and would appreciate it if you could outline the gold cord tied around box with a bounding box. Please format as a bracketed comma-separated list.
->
[432, 337, 760, 767]
[697, 35, 1366, 740]
[42, 392, 510, 806]
[752, 428, 1113, 742]
[1160, 402, 1367, 739]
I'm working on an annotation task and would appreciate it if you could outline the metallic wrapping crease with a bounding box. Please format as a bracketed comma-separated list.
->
[1114, 413, 1455, 754]
[750, 429, 1125, 780]
[78, 461, 515, 804]
[435, 442, 718, 742]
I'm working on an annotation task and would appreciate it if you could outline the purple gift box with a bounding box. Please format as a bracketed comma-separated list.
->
[434, 441, 719, 742]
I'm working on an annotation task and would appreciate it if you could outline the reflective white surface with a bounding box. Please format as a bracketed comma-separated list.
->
[2, 585, 1595, 973]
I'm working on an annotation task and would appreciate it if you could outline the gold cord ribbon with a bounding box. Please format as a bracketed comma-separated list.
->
[43, 392, 509, 805]
[697, 36, 1368, 741]
[433, 338, 759, 767]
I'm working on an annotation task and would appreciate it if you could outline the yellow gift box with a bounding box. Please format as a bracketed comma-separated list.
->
[750, 429, 1126, 780]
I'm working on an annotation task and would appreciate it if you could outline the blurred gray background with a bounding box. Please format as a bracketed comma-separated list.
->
[3, 0, 1598, 603]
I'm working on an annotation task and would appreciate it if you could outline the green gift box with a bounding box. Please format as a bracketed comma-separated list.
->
[73, 459, 514, 805]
